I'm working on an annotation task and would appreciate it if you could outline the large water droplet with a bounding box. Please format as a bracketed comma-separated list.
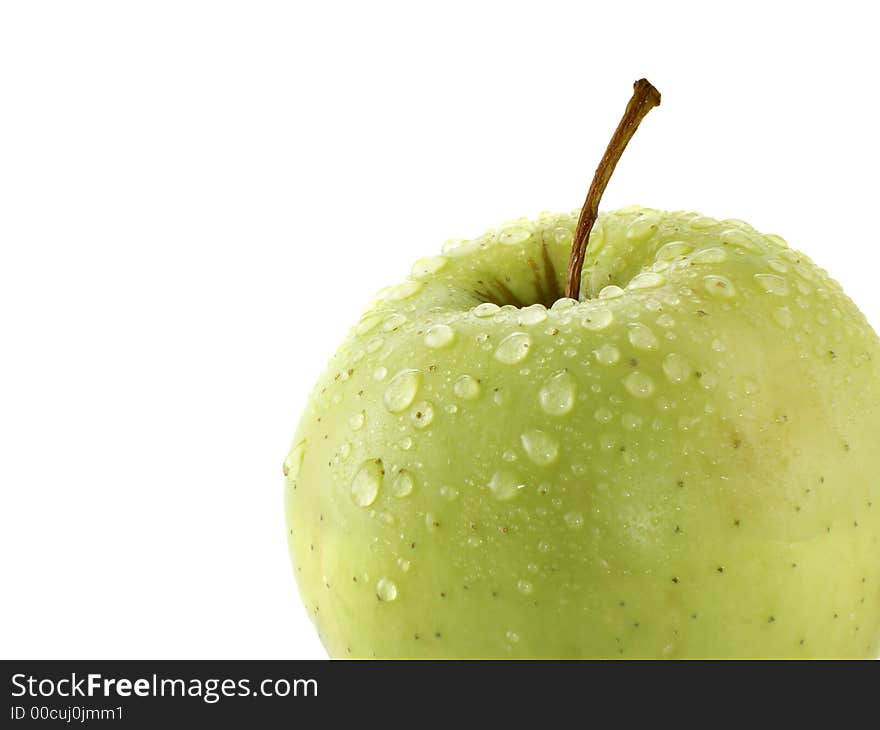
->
[453, 374, 481, 400]
[391, 470, 414, 498]
[424, 323, 456, 348]
[473, 302, 500, 318]
[626, 213, 659, 240]
[703, 275, 736, 298]
[551, 297, 578, 311]
[488, 469, 525, 501]
[662, 353, 692, 383]
[598, 285, 625, 300]
[349, 411, 365, 430]
[387, 279, 424, 301]
[656, 241, 694, 260]
[627, 272, 666, 290]
[376, 577, 398, 601]
[411, 255, 448, 279]
[373, 366, 388, 381]
[283, 441, 306, 479]
[690, 247, 727, 264]
[521, 429, 560, 466]
[627, 322, 658, 350]
[582, 308, 614, 330]
[499, 226, 531, 245]
[624, 371, 655, 398]
[720, 228, 759, 251]
[518, 304, 549, 326]
[355, 314, 382, 335]
[495, 332, 532, 364]
[410, 401, 435, 429]
[754, 273, 791, 296]
[351, 459, 383, 507]
[384, 369, 421, 412]
[690, 215, 718, 230]
[593, 343, 620, 365]
[539, 370, 577, 415]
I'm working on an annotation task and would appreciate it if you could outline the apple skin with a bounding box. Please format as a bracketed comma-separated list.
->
[284, 207, 880, 658]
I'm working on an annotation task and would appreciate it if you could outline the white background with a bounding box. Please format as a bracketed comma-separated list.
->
[1, 1, 877, 659]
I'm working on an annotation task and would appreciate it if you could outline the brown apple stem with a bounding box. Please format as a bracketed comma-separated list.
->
[564, 79, 661, 300]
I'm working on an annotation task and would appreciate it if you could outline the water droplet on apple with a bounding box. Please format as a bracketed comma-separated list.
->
[399, 436, 413, 451]
[366, 336, 384, 353]
[720, 228, 759, 251]
[662, 353, 692, 383]
[754, 273, 791, 296]
[349, 411, 365, 430]
[410, 401, 435, 429]
[626, 213, 659, 240]
[382, 313, 408, 331]
[499, 226, 531, 245]
[551, 297, 579, 311]
[690, 215, 718, 230]
[520, 429, 560, 466]
[703, 275, 736, 298]
[411, 255, 448, 279]
[339, 441, 351, 460]
[283, 441, 306, 480]
[518, 304, 549, 326]
[627, 272, 666, 290]
[506, 630, 520, 643]
[598, 285, 625, 300]
[391, 470, 414, 498]
[467, 535, 483, 548]
[657, 240, 694, 260]
[376, 577, 398, 601]
[517, 578, 534, 595]
[453, 374, 481, 401]
[384, 369, 421, 412]
[593, 343, 620, 365]
[488, 469, 525, 501]
[495, 332, 532, 364]
[473, 302, 500, 318]
[773, 307, 793, 328]
[622, 413, 642, 430]
[656, 313, 675, 328]
[767, 258, 789, 274]
[423, 323, 456, 349]
[582, 307, 614, 331]
[358, 314, 385, 337]
[627, 322, 658, 350]
[439, 485, 459, 501]
[373, 366, 388, 381]
[690, 247, 727, 264]
[564, 511, 584, 529]
[539, 370, 577, 415]
[388, 279, 423, 301]
[351, 459, 383, 507]
[594, 407, 613, 424]
[624, 371, 655, 398]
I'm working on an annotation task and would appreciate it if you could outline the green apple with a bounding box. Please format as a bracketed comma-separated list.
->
[283, 83, 880, 658]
